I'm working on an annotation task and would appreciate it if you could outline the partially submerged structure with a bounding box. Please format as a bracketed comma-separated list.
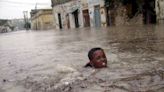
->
[30, 9, 54, 30]
[51, 0, 164, 29]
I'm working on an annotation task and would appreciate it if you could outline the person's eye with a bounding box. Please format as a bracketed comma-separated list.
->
[96, 60, 101, 62]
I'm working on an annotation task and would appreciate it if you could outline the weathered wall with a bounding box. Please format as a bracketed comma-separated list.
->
[52, 0, 83, 29]
[51, 0, 163, 29]
[88, 0, 106, 27]
[31, 10, 54, 30]
[40, 14, 54, 30]
[115, 3, 143, 26]
[156, 0, 164, 24]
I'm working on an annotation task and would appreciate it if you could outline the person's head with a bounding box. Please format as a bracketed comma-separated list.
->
[88, 48, 107, 68]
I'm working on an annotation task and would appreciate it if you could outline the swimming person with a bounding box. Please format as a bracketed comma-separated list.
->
[85, 48, 107, 68]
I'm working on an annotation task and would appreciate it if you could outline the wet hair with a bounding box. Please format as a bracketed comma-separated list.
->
[88, 47, 103, 60]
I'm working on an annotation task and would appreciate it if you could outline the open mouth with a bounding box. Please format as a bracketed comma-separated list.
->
[102, 62, 106, 66]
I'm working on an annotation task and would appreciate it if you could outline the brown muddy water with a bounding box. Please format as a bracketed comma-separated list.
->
[0, 25, 164, 92]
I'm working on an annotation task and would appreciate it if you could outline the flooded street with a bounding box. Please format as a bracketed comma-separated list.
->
[0, 25, 164, 92]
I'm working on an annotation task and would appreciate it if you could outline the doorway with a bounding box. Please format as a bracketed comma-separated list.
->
[82, 9, 90, 27]
[143, 0, 156, 24]
[58, 13, 62, 29]
[94, 5, 101, 27]
[72, 9, 79, 28]
[66, 14, 70, 29]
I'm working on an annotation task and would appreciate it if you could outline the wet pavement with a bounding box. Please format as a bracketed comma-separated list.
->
[0, 25, 164, 92]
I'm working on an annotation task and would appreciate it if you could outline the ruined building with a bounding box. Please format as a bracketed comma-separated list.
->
[51, 0, 164, 30]
[51, 0, 83, 29]
[51, 0, 107, 29]
[156, 0, 164, 24]
[104, 0, 164, 25]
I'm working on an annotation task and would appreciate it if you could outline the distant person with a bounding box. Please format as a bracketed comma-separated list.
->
[85, 48, 107, 68]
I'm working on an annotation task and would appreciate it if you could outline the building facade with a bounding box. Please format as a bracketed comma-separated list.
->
[51, 0, 83, 29]
[51, 0, 164, 30]
[81, 0, 90, 27]
[30, 9, 54, 30]
[51, 0, 107, 29]
[87, 0, 106, 27]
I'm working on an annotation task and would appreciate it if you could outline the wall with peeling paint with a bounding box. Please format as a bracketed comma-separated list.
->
[156, 0, 164, 24]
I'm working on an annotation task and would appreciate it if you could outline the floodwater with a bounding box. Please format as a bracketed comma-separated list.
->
[0, 25, 164, 92]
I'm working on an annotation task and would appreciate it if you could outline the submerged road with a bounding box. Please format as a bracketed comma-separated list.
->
[0, 25, 164, 92]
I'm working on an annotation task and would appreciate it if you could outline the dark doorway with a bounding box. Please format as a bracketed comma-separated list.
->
[143, 0, 156, 24]
[121, 0, 139, 18]
[72, 9, 79, 28]
[58, 13, 62, 29]
[66, 14, 70, 29]
[128, 0, 138, 18]
[94, 5, 101, 27]
[106, 9, 115, 26]
[82, 9, 90, 27]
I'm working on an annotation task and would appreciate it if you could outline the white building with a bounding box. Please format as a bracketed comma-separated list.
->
[87, 0, 106, 27]
[52, 0, 83, 29]
[81, 0, 90, 27]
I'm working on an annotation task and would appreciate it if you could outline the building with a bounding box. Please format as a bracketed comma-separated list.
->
[51, 0, 163, 30]
[87, 0, 106, 27]
[81, 0, 90, 27]
[51, 0, 84, 29]
[51, 0, 107, 29]
[104, 0, 159, 26]
[30, 9, 54, 30]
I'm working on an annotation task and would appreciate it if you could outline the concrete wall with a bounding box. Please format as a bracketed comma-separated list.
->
[51, 0, 164, 29]
[156, 0, 164, 24]
[52, 0, 83, 29]
[81, 0, 88, 10]
[40, 14, 54, 30]
[31, 9, 54, 30]
[87, 0, 106, 27]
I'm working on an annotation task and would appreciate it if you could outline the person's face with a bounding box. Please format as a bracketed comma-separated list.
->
[91, 50, 107, 68]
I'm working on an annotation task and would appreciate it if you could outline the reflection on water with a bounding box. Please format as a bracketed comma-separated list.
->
[0, 25, 164, 92]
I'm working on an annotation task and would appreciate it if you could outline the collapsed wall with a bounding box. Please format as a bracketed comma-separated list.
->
[114, 3, 143, 26]
[106, 0, 158, 26]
